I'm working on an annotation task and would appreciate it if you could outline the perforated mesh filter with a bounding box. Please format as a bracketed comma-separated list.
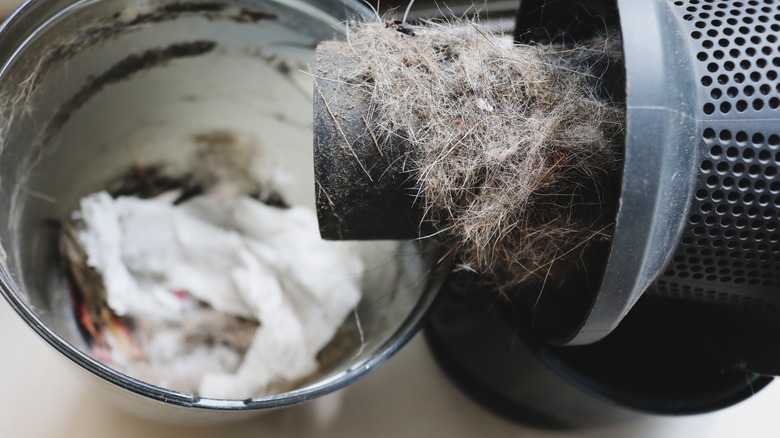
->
[649, 0, 780, 312]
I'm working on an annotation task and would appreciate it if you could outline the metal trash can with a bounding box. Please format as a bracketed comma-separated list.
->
[0, 0, 446, 422]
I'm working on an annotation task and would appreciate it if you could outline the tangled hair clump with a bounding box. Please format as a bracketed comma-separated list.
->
[337, 20, 625, 292]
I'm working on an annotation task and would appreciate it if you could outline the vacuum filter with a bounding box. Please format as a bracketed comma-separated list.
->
[314, 0, 780, 347]
[313, 0, 780, 421]
[580, 0, 780, 346]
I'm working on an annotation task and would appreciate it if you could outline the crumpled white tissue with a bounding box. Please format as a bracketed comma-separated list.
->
[76, 191, 363, 399]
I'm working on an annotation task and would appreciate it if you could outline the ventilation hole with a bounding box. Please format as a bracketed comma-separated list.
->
[711, 146, 723, 158]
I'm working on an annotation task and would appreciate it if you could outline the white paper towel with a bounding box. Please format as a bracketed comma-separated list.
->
[76, 191, 363, 398]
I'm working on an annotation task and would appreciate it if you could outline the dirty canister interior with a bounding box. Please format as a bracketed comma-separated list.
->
[0, 0, 444, 420]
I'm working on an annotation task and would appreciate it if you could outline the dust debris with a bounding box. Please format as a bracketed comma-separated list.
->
[326, 19, 624, 292]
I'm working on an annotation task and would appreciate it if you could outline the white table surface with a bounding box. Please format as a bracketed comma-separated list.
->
[1, 298, 779, 438]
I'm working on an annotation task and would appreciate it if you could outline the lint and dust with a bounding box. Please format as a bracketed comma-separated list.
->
[315, 15, 625, 295]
